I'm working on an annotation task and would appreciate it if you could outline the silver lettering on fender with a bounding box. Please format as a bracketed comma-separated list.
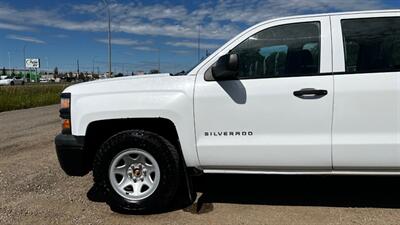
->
[204, 131, 254, 136]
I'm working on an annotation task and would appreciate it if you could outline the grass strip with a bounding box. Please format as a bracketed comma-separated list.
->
[0, 84, 68, 112]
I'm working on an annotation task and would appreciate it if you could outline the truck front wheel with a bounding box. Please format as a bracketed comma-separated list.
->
[93, 130, 180, 213]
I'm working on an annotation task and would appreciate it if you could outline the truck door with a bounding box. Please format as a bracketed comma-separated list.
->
[194, 16, 334, 171]
[331, 13, 400, 170]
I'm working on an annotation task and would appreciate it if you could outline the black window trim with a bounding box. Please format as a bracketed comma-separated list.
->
[205, 68, 400, 82]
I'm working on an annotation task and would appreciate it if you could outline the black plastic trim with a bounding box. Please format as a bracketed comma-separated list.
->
[60, 92, 71, 99]
[59, 108, 71, 119]
[59, 93, 71, 134]
[293, 88, 328, 99]
[187, 167, 203, 176]
[61, 126, 72, 135]
[55, 134, 89, 176]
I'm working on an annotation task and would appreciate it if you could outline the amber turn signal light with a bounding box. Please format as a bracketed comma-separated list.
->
[62, 119, 71, 130]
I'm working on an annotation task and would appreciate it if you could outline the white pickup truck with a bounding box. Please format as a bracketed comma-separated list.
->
[55, 10, 400, 213]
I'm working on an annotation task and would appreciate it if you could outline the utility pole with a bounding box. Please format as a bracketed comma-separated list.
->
[102, 0, 112, 78]
[7, 52, 11, 70]
[45, 57, 49, 71]
[23, 44, 27, 69]
[77, 59, 80, 74]
[92, 56, 97, 74]
[157, 48, 160, 72]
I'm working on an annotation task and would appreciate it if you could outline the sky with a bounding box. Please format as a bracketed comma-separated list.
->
[0, 0, 399, 74]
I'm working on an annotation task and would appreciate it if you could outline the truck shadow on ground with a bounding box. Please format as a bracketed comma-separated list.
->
[190, 174, 400, 212]
[87, 174, 400, 214]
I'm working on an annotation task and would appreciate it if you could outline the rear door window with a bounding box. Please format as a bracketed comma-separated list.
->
[341, 17, 400, 73]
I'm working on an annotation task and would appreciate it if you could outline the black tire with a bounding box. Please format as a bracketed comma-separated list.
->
[10, 82, 14, 86]
[93, 130, 180, 214]
[21, 81, 25, 85]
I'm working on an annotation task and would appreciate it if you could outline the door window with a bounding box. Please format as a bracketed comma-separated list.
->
[341, 17, 400, 73]
[230, 22, 321, 79]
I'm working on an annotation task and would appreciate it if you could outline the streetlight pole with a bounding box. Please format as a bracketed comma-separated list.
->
[92, 56, 98, 75]
[8, 52, 11, 70]
[102, 0, 112, 78]
[45, 57, 49, 71]
[197, 24, 200, 62]
[23, 44, 27, 69]
[157, 48, 160, 72]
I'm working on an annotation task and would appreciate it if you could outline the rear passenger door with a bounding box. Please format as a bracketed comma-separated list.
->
[331, 13, 400, 170]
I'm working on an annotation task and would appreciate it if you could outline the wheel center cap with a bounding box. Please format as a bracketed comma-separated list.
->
[128, 164, 145, 179]
[133, 168, 142, 177]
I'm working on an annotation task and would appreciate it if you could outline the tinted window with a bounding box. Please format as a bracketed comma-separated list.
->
[230, 22, 320, 79]
[342, 17, 400, 73]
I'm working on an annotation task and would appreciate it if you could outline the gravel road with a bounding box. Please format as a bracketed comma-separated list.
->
[1, 105, 400, 225]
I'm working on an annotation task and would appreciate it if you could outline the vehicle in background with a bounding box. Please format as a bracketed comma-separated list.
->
[39, 78, 50, 83]
[0, 76, 25, 86]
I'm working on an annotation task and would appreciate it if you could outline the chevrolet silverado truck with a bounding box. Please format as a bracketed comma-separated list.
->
[55, 10, 400, 213]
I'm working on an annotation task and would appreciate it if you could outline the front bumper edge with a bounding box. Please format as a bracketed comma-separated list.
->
[55, 134, 89, 176]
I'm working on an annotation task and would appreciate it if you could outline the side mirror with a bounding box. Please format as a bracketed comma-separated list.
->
[212, 54, 239, 80]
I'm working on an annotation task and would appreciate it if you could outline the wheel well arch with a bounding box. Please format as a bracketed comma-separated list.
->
[84, 118, 182, 170]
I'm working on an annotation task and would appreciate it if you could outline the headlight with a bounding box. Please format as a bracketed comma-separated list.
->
[60, 93, 71, 134]
[61, 97, 70, 110]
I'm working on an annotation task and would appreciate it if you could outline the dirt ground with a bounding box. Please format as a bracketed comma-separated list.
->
[1, 105, 400, 225]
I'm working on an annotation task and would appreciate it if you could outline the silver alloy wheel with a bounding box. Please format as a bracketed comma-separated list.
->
[109, 148, 160, 201]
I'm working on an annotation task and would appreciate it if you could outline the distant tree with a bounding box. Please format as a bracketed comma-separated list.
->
[149, 69, 160, 74]
[78, 72, 85, 80]
[1, 67, 5, 75]
[54, 67, 59, 75]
